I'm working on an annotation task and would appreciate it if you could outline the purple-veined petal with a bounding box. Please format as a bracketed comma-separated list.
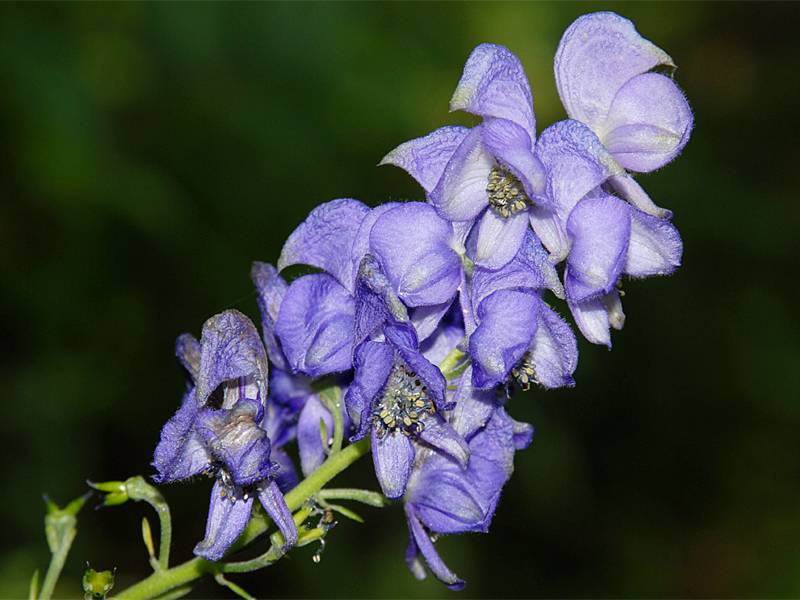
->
[450, 366, 496, 439]
[270, 447, 299, 493]
[194, 481, 253, 561]
[258, 480, 298, 551]
[469, 289, 539, 389]
[405, 530, 427, 581]
[370, 202, 461, 307]
[608, 173, 672, 219]
[195, 310, 268, 410]
[251, 262, 289, 371]
[625, 207, 682, 277]
[565, 192, 631, 302]
[529, 302, 578, 389]
[278, 198, 370, 292]
[345, 341, 394, 440]
[482, 118, 545, 197]
[372, 429, 414, 499]
[176, 334, 201, 381]
[603, 73, 693, 172]
[405, 505, 465, 590]
[380, 127, 470, 194]
[473, 209, 530, 270]
[420, 319, 464, 366]
[195, 400, 273, 487]
[450, 43, 536, 143]
[417, 415, 469, 468]
[275, 273, 355, 377]
[511, 418, 535, 450]
[555, 11, 674, 130]
[353, 254, 410, 347]
[152, 390, 210, 483]
[297, 395, 333, 476]
[429, 128, 494, 222]
[535, 119, 623, 218]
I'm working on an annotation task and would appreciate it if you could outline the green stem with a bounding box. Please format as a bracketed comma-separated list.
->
[115, 438, 371, 600]
[316, 488, 387, 507]
[39, 528, 75, 600]
[318, 385, 344, 455]
[438, 347, 465, 377]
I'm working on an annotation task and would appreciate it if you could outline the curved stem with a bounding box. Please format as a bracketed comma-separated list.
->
[115, 438, 371, 600]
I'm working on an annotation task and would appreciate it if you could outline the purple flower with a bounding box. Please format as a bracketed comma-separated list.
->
[555, 12, 693, 217]
[251, 261, 349, 477]
[383, 44, 547, 270]
[346, 262, 469, 498]
[404, 371, 533, 589]
[467, 231, 578, 390]
[563, 190, 682, 347]
[152, 310, 297, 561]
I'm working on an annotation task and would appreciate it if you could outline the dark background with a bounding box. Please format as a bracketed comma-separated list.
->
[1, 2, 798, 598]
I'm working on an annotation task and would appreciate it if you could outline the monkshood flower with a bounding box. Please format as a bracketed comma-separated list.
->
[152, 310, 297, 561]
[467, 230, 578, 390]
[345, 258, 468, 499]
[404, 369, 533, 589]
[251, 261, 348, 477]
[383, 44, 549, 270]
[563, 189, 683, 347]
[555, 11, 693, 217]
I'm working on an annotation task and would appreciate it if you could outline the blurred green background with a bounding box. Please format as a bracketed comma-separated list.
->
[1, 2, 798, 598]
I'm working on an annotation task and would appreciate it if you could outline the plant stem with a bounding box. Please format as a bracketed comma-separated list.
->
[318, 385, 344, 455]
[39, 528, 75, 600]
[115, 438, 371, 600]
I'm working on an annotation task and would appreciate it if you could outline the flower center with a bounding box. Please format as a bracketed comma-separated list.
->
[510, 352, 537, 391]
[373, 364, 435, 437]
[486, 166, 530, 218]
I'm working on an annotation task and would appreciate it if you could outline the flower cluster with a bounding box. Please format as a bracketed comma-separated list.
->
[152, 12, 691, 589]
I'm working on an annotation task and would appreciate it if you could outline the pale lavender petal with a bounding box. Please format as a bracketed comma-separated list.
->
[152, 390, 210, 483]
[450, 43, 536, 143]
[569, 291, 625, 348]
[535, 119, 623, 219]
[511, 418, 535, 450]
[450, 366, 496, 439]
[345, 341, 394, 439]
[529, 303, 578, 389]
[429, 128, 494, 222]
[565, 193, 631, 302]
[275, 273, 355, 377]
[297, 395, 333, 476]
[194, 481, 253, 561]
[380, 127, 470, 194]
[473, 209, 530, 270]
[418, 415, 469, 468]
[625, 208, 682, 277]
[405, 532, 427, 581]
[258, 480, 298, 550]
[250, 262, 288, 371]
[370, 202, 461, 307]
[195, 310, 268, 409]
[481, 118, 545, 197]
[529, 205, 570, 263]
[410, 301, 453, 344]
[405, 506, 465, 590]
[608, 173, 672, 219]
[555, 11, 674, 130]
[176, 333, 201, 381]
[372, 429, 414, 499]
[420, 319, 464, 366]
[604, 73, 693, 172]
[195, 400, 272, 487]
[278, 198, 370, 292]
[470, 289, 539, 389]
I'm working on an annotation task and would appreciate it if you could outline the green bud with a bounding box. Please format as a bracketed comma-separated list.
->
[82, 567, 115, 600]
